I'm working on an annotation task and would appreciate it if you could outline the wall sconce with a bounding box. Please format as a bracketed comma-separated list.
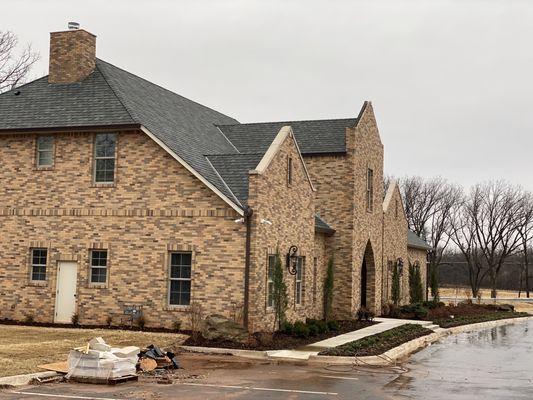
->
[286, 245, 299, 275]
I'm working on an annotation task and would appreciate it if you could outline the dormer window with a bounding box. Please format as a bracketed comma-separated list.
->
[36, 136, 54, 167]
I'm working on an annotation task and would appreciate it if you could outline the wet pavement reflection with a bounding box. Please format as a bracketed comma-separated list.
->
[386, 320, 533, 399]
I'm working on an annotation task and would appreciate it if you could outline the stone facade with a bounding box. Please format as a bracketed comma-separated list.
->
[49, 29, 96, 84]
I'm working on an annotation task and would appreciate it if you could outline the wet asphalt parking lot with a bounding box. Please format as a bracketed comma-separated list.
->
[3, 319, 533, 399]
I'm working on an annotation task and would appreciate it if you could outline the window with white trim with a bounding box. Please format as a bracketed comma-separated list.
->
[90, 250, 108, 283]
[295, 257, 304, 305]
[36, 136, 54, 167]
[169, 252, 192, 306]
[94, 133, 117, 183]
[267, 255, 276, 308]
[31, 248, 47, 281]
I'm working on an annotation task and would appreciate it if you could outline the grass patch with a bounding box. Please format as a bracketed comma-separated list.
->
[0, 324, 187, 377]
[319, 324, 432, 357]
[433, 311, 529, 328]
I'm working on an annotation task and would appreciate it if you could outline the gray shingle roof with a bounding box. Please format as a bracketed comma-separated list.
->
[315, 214, 335, 235]
[0, 59, 241, 208]
[206, 153, 264, 204]
[217, 118, 358, 155]
[407, 230, 432, 250]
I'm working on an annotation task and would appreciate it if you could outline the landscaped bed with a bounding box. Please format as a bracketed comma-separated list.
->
[183, 319, 375, 351]
[318, 324, 433, 357]
[385, 301, 528, 328]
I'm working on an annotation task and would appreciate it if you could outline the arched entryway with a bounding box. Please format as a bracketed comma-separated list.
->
[360, 241, 376, 311]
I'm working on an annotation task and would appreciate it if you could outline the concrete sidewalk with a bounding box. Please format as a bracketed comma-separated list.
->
[266, 317, 439, 360]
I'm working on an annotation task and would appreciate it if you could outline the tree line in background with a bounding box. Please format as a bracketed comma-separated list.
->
[387, 176, 533, 299]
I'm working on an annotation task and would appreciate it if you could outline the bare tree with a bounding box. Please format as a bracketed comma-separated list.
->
[398, 176, 462, 300]
[517, 192, 533, 297]
[0, 31, 39, 93]
[468, 181, 524, 298]
[449, 193, 489, 298]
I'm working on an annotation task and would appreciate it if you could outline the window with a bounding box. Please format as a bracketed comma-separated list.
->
[295, 257, 304, 305]
[366, 168, 374, 212]
[287, 156, 293, 185]
[312, 257, 318, 305]
[36, 136, 54, 167]
[169, 252, 192, 306]
[90, 250, 108, 283]
[395, 199, 399, 218]
[94, 133, 117, 183]
[31, 249, 47, 281]
[267, 255, 276, 308]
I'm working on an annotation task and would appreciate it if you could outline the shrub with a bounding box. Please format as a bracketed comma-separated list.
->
[327, 320, 340, 332]
[400, 303, 428, 319]
[272, 250, 288, 331]
[408, 263, 424, 304]
[293, 321, 310, 338]
[356, 307, 375, 322]
[324, 256, 335, 321]
[188, 302, 204, 341]
[71, 313, 80, 326]
[422, 300, 444, 310]
[106, 315, 113, 327]
[24, 314, 34, 324]
[136, 315, 146, 330]
[308, 323, 319, 336]
[172, 320, 182, 332]
[315, 320, 329, 334]
[391, 265, 401, 306]
[281, 321, 294, 335]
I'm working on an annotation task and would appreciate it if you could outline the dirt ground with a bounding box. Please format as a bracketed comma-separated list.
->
[0, 324, 187, 377]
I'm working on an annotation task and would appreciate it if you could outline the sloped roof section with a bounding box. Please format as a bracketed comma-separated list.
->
[0, 69, 135, 129]
[407, 230, 432, 250]
[315, 214, 335, 235]
[218, 118, 358, 155]
[206, 153, 264, 204]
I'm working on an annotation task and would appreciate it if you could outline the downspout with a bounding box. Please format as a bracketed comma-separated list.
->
[243, 205, 253, 331]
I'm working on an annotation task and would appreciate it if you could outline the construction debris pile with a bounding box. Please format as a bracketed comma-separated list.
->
[138, 344, 180, 372]
[67, 337, 139, 380]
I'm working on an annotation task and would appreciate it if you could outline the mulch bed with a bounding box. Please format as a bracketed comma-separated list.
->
[433, 311, 529, 328]
[183, 320, 375, 351]
[318, 324, 432, 357]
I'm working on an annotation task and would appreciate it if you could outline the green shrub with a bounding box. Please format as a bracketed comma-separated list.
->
[308, 323, 319, 336]
[356, 307, 375, 322]
[293, 321, 310, 338]
[327, 320, 340, 332]
[24, 314, 34, 324]
[315, 320, 329, 334]
[324, 256, 335, 321]
[281, 321, 294, 335]
[422, 300, 444, 310]
[400, 303, 428, 319]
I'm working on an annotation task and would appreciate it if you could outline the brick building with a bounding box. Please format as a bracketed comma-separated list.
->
[0, 27, 430, 331]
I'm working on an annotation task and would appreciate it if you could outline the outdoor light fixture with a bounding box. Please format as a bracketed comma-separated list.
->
[286, 245, 299, 275]
[397, 257, 404, 275]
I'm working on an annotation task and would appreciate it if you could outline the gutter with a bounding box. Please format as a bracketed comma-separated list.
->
[243, 205, 253, 330]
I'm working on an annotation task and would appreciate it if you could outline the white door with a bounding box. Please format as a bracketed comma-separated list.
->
[55, 261, 78, 323]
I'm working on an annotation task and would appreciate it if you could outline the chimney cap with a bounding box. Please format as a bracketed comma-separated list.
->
[68, 22, 80, 30]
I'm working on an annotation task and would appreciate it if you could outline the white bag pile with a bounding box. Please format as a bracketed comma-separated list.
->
[67, 337, 139, 379]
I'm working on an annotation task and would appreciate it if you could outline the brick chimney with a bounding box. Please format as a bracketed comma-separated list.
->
[48, 24, 96, 84]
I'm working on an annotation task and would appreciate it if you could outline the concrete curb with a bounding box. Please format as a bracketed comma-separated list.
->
[0, 371, 61, 387]
[180, 316, 533, 366]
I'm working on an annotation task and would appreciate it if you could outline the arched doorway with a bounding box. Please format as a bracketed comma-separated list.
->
[360, 241, 376, 311]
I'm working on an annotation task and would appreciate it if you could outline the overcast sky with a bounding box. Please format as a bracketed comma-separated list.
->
[3, 0, 532, 190]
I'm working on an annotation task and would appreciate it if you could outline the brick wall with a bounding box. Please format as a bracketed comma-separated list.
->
[0, 130, 245, 328]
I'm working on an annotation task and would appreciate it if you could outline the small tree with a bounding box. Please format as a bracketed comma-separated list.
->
[408, 262, 424, 303]
[391, 265, 401, 306]
[272, 250, 288, 331]
[323, 256, 334, 322]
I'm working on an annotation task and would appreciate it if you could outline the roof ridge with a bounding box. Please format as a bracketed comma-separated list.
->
[206, 152, 265, 157]
[96, 58, 239, 123]
[95, 63, 137, 124]
[217, 117, 358, 128]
